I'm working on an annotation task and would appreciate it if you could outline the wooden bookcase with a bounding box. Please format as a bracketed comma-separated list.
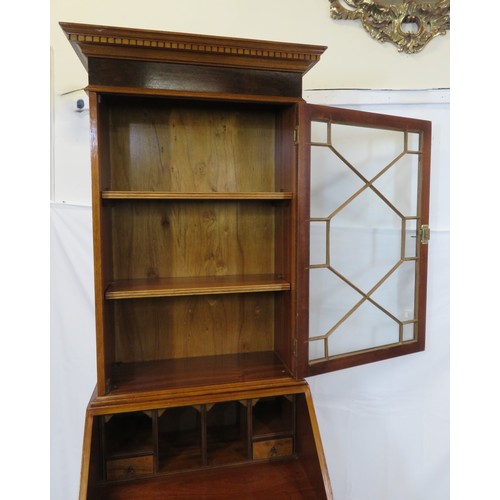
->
[60, 22, 432, 500]
[93, 95, 299, 397]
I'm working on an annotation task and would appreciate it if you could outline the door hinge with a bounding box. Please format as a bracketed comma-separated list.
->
[293, 338, 298, 358]
[420, 224, 430, 244]
[293, 126, 299, 145]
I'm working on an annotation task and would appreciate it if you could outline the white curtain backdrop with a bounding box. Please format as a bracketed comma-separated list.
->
[50, 94, 449, 500]
[51, 203, 96, 500]
[308, 229, 449, 500]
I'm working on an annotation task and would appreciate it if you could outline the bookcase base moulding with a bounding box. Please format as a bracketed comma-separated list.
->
[60, 22, 431, 499]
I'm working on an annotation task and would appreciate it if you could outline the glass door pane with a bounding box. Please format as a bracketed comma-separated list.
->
[298, 104, 431, 375]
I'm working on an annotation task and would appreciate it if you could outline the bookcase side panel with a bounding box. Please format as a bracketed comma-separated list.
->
[90, 92, 116, 395]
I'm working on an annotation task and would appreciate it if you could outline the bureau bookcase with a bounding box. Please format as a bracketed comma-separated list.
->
[60, 22, 431, 499]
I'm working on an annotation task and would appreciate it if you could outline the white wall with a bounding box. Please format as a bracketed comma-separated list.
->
[51, 0, 449, 94]
[306, 91, 449, 500]
[50, 92, 450, 500]
[50, 0, 449, 205]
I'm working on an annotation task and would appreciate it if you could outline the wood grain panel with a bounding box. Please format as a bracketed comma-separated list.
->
[90, 91, 116, 396]
[60, 22, 326, 76]
[106, 455, 154, 481]
[89, 58, 303, 97]
[106, 98, 277, 193]
[252, 437, 293, 460]
[107, 352, 292, 397]
[111, 200, 276, 280]
[113, 294, 275, 362]
[296, 390, 332, 499]
[106, 275, 290, 299]
[90, 459, 327, 499]
[102, 191, 292, 199]
[273, 104, 297, 374]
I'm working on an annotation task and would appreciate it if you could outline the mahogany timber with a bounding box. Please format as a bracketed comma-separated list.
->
[88, 380, 310, 416]
[100, 97, 283, 192]
[59, 22, 326, 74]
[90, 94, 297, 390]
[252, 395, 294, 438]
[82, 384, 330, 500]
[107, 352, 293, 396]
[106, 455, 154, 481]
[252, 437, 294, 460]
[88, 58, 304, 97]
[101, 191, 293, 199]
[105, 274, 291, 299]
[60, 22, 333, 500]
[108, 201, 278, 276]
[58, 23, 316, 394]
[86, 85, 304, 104]
[88, 90, 115, 396]
[88, 459, 327, 499]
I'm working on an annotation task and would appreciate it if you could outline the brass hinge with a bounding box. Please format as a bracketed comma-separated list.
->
[420, 224, 430, 244]
[293, 126, 299, 145]
[293, 338, 298, 358]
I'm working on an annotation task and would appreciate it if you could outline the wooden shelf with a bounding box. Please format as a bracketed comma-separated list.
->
[108, 352, 292, 396]
[105, 275, 291, 300]
[158, 450, 202, 473]
[102, 191, 293, 200]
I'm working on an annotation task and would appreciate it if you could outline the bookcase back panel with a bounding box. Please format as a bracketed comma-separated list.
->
[110, 201, 277, 280]
[105, 98, 279, 193]
[158, 405, 202, 472]
[206, 400, 249, 465]
[113, 293, 276, 361]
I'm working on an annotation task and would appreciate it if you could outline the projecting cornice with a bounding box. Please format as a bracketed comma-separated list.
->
[59, 22, 327, 75]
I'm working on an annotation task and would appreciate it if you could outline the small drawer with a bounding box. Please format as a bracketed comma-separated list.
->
[253, 437, 293, 460]
[106, 455, 154, 481]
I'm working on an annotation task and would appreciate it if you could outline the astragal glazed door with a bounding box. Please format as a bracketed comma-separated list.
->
[296, 103, 431, 378]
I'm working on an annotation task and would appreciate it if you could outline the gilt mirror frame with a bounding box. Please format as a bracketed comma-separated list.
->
[329, 0, 450, 54]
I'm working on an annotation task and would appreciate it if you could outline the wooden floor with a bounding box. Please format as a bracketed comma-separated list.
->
[88, 459, 327, 499]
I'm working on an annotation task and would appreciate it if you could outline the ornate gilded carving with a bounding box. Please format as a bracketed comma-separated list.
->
[329, 0, 450, 54]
